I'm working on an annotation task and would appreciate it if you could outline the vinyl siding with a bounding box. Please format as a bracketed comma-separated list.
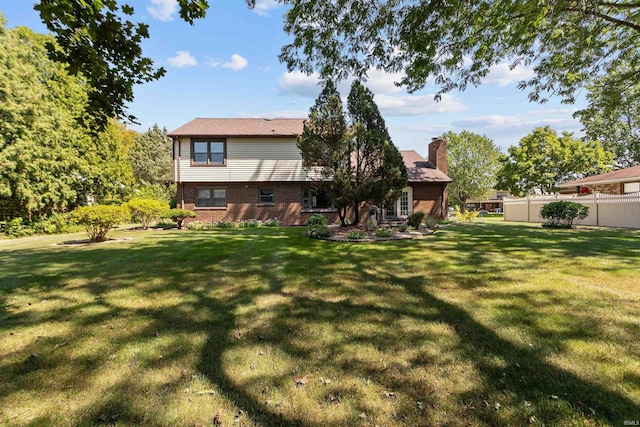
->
[175, 137, 314, 182]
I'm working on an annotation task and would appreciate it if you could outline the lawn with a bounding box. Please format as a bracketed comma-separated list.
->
[1, 222, 639, 426]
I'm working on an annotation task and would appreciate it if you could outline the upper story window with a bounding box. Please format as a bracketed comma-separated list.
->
[192, 139, 226, 165]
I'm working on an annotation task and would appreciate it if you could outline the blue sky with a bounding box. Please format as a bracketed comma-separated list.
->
[1, 0, 587, 154]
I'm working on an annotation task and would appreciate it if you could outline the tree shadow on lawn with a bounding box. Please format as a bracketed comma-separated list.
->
[0, 227, 639, 425]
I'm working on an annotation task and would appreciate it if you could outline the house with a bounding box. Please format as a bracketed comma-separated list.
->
[466, 190, 511, 212]
[168, 118, 451, 225]
[557, 165, 640, 195]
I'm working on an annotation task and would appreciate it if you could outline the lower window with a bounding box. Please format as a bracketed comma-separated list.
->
[302, 187, 333, 210]
[196, 188, 227, 208]
[259, 188, 274, 204]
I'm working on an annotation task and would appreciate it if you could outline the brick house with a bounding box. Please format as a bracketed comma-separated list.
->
[168, 118, 451, 225]
[557, 165, 640, 195]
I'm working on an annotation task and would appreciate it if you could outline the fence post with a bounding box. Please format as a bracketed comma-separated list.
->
[595, 192, 599, 226]
[527, 196, 530, 223]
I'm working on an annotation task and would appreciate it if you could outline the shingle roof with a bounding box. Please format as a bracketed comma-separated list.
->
[168, 118, 305, 137]
[558, 165, 640, 187]
[400, 150, 452, 183]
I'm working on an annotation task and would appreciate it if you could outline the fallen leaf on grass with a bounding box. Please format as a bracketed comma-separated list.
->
[325, 392, 341, 403]
[294, 375, 308, 386]
[213, 410, 222, 426]
[382, 391, 396, 399]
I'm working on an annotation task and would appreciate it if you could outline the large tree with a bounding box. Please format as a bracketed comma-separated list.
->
[574, 69, 640, 168]
[0, 19, 135, 220]
[34, 0, 209, 127]
[278, 0, 640, 107]
[298, 80, 407, 225]
[442, 131, 502, 209]
[297, 81, 352, 226]
[347, 81, 407, 224]
[33, 1, 639, 126]
[128, 124, 173, 187]
[496, 126, 613, 196]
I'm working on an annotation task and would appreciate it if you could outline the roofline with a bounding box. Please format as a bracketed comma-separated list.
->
[167, 133, 301, 138]
[558, 176, 640, 187]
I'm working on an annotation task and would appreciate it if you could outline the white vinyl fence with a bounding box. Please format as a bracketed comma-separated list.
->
[503, 193, 640, 229]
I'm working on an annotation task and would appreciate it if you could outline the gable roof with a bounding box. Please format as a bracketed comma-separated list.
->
[400, 150, 452, 183]
[558, 165, 640, 187]
[168, 118, 305, 138]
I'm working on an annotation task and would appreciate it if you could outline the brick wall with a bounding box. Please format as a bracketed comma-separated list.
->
[412, 183, 447, 218]
[177, 181, 448, 225]
[179, 182, 340, 225]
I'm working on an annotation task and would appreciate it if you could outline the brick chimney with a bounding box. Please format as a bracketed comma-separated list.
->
[428, 137, 448, 175]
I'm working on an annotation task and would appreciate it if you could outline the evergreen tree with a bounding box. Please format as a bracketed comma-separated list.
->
[128, 124, 173, 187]
[297, 81, 352, 225]
[347, 81, 407, 224]
[0, 18, 136, 220]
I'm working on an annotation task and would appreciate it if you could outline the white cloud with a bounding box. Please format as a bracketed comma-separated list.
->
[359, 69, 404, 95]
[451, 113, 580, 133]
[277, 72, 322, 97]
[147, 0, 178, 21]
[483, 62, 535, 87]
[167, 51, 197, 68]
[252, 0, 282, 16]
[222, 54, 249, 71]
[207, 58, 220, 68]
[376, 94, 468, 116]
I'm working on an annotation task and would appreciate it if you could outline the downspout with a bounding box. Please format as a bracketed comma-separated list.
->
[175, 137, 184, 209]
[442, 183, 447, 219]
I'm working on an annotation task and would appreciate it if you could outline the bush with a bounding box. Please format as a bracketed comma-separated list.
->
[127, 198, 169, 229]
[424, 215, 440, 230]
[375, 228, 394, 238]
[306, 225, 331, 239]
[407, 211, 426, 228]
[307, 214, 328, 226]
[347, 229, 365, 239]
[187, 221, 205, 230]
[455, 206, 480, 222]
[0, 218, 32, 238]
[163, 208, 196, 229]
[239, 219, 263, 228]
[72, 205, 130, 242]
[540, 201, 589, 229]
[216, 220, 236, 228]
[264, 219, 280, 227]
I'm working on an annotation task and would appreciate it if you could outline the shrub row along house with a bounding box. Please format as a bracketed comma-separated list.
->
[168, 118, 451, 225]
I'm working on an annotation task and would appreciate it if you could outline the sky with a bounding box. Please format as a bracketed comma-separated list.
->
[1, 0, 588, 154]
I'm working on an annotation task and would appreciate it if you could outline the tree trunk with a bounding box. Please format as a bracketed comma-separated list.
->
[353, 201, 360, 225]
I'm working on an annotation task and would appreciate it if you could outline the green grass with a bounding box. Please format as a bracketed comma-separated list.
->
[1, 223, 639, 426]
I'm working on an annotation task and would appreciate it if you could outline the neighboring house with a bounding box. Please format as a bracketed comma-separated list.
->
[466, 190, 511, 212]
[168, 118, 451, 225]
[557, 165, 640, 195]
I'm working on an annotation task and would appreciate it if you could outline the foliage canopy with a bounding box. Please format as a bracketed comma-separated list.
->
[443, 131, 502, 208]
[496, 127, 613, 196]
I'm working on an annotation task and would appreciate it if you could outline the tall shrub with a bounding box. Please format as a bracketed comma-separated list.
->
[72, 205, 130, 242]
[540, 201, 589, 229]
[127, 197, 168, 229]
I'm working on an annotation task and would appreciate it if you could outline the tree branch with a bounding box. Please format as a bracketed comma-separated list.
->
[565, 7, 640, 33]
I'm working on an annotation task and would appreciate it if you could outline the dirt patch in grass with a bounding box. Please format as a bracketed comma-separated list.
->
[323, 225, 434, 241]
[55, 237, 133, 245]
